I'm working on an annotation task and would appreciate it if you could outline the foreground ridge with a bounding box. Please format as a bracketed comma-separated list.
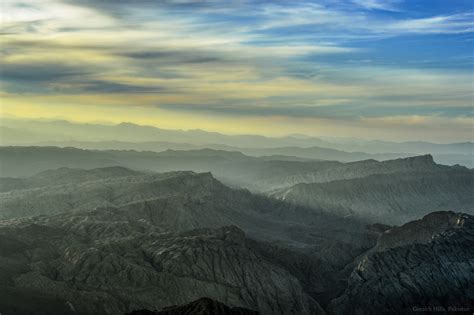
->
[127, 297, 259, 315]
[329, 211, 474, 314]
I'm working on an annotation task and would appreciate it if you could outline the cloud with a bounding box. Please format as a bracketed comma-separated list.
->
[158, 102, 474, 120]
[1, 0, 114, 33]
[387, 13, 474, 34]
[258, 3, 473, 36]
[116, 48, 238, 67]
[57, 80, 167, 94]
[351, 0, 402, 11]
[0, 62, 90, 82]
[0, 59, 168, 94]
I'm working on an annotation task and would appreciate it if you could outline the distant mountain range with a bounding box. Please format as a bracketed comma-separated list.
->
[1, 118, 472, 167]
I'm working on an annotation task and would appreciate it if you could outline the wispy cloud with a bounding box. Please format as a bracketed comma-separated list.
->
[257, 3, 473, 37]
[387, 13, 474, 34]
[351, 0, 402, 11]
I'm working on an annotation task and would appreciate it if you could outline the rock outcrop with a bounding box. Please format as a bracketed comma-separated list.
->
[328, 211, 474, 314]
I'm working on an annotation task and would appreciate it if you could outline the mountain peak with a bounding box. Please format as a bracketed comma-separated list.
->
[409, 154, 434, 164]
[380, 154, 436, 169]
[396, 154, 433, 164]
[376, 211, 468, 250]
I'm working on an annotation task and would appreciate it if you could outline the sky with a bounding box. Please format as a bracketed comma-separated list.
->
[0, 0, 473, 142]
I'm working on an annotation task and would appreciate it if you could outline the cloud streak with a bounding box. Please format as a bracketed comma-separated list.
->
[351, 0, 402, 11]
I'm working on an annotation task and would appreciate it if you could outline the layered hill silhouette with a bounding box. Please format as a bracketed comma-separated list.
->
[1, 146, 467, 192]
[2, 118, 473, 167]
[2, 147, 472, 226]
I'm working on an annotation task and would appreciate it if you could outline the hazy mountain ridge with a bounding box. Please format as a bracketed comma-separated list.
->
[2, 118, 472, 167]
[32, 140, 415, 164]
[272, 168, 474, 224]
[0, 170, 222, 219]
[0, 146, 462, 193]
[34, 139, 474, 168]
[257, 154, 452, 192]
[3, 150, 467, 226]
[0, 166, 144, 192]
[2, 119, 472, 153]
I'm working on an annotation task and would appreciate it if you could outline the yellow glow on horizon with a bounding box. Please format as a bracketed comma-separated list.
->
[0, 98, 295, 136]
[2, 97, 473, 143]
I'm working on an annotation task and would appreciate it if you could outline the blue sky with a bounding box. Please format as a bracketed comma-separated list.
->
[1, 0, 473, 141]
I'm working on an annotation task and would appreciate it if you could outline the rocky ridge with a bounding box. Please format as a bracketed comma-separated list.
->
[329, 211, 474, 314]
[0, 214, 324, 314]
[271, 169, 473, 224]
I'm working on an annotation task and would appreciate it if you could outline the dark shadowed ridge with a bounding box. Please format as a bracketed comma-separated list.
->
[329, 211, 474, 314]
[127, 297, 259, 315]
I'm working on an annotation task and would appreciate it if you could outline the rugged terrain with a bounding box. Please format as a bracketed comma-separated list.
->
[0, 168, 373, 254]
[127, 297, 259, 314]
[329, 211, 474, 314]
[0, 211, 327, 314]
[0, 168, 378, 313]
[0, 146, 472, 314]
[1, 197, 471, 314]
